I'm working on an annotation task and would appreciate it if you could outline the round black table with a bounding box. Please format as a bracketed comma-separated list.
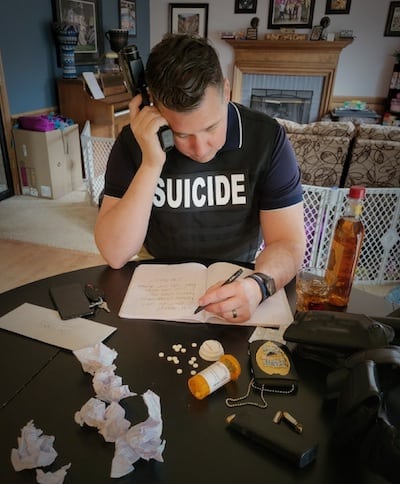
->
[0, 261, 396, 483]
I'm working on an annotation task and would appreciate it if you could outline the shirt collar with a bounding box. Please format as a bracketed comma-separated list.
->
[220, 102, 242, 152]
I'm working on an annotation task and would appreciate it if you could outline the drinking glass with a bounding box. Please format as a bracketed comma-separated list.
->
[295, 267, 333, 312]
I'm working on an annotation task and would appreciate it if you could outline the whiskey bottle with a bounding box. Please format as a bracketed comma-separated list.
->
[326, 185, 366, 307]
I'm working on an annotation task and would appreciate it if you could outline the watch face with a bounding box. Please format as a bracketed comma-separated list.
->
[266, 277, 276, 296]
[255, 273, 276, 297]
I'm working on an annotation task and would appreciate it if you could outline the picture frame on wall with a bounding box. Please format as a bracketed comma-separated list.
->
[52, 0, 104, 65]
[310, 25, 323, 41]
[384, 1, 400, 36]
[169, 3, 209, 38]
[234, 0, 257, 14]
[325, 0, 351, 15]
[119, 0, 136, 37]
[268, 0, 315, 29]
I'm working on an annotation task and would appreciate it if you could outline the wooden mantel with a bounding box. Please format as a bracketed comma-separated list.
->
[225, 39, 353, 119]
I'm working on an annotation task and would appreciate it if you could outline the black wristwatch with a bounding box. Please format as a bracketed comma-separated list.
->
[246, 272, 276, 303]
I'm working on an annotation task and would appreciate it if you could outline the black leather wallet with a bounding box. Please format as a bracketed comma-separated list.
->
[49, 283, 94, 320]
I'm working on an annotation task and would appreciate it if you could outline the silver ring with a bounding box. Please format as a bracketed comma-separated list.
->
[232, 309, 238, 319]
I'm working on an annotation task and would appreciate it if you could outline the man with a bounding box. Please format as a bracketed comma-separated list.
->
[95, 34, 306, 323]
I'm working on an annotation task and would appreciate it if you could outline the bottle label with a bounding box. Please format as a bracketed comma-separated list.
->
[354, 204, 362, 217]
[199, 361, 231, 393]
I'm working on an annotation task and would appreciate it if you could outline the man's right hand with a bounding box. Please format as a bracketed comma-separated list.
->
[129, 94, 170, 168]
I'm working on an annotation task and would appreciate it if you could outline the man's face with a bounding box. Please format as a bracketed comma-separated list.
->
[158, 80, 230, 163]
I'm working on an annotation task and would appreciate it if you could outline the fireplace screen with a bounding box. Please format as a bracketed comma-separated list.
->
[250, 88, 312, 124]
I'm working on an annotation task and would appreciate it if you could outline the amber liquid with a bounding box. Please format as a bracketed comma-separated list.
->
[296, 277, 330, 312]
[326, 216, 364, 307]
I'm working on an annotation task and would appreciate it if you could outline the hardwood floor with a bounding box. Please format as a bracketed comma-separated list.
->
[0, 239, 105, 294]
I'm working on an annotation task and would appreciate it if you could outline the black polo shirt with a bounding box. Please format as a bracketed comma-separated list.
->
[104, 102, 302, 262]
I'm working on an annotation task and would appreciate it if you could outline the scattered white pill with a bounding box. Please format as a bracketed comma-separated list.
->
[158, 342, 203, 375]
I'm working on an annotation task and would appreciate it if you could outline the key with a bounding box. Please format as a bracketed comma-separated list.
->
[84, 282, 105, 303]
[85, 283, 111, 313]
[88, 296, 111, 313]
[98, 299, 111, 313]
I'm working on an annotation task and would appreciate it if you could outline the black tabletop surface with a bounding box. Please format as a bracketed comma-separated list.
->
[0, 261, 396, 484]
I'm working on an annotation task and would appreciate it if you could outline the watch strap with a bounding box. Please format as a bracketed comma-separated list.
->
[246, 273, 269, 303]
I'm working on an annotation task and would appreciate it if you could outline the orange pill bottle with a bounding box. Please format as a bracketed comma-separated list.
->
[188, 354, 241, 400]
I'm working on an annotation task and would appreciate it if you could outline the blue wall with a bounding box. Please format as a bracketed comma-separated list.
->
[0, 0, 150, 115]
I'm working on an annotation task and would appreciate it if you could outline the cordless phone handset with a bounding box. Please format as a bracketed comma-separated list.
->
[119, 45, 174, 152]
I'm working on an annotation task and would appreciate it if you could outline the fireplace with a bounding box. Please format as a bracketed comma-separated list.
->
[225, 39, 353, 121]
[251, 87, 313, 123]
[243, 73, 324, 122]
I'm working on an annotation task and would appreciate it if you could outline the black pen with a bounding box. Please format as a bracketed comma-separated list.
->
[194, 268, 244, 314]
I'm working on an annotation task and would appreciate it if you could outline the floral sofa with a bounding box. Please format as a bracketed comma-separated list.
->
[344, 124, 400, 188]
[277, 118, 400, 188]
[277, 118, 356, 187]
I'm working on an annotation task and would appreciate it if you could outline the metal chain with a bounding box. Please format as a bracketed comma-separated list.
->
[252, 380, 296, 395]
[225, 378, 268, 409]
[225, 378, 296, 409]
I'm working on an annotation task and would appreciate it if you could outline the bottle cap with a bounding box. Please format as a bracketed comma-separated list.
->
[199, 339, 224, 361]
[349, 185, 366, 200]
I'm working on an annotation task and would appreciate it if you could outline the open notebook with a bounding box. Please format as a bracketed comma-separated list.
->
[119, 262, 294, 326]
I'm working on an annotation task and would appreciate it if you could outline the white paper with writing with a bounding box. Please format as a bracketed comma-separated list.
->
[119, 262, 294, 326]
[0, 303, 116, 350]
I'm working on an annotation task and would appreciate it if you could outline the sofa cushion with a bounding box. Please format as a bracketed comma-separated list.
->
[287, 133, 351, 187]
[277, 118, 356, 137]
[356, 124, 400, 142]
[345, 138, 400, 188]
[276, 118, 356, 186]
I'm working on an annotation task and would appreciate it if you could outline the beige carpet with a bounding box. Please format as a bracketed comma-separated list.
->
[0, 186, 99, 253]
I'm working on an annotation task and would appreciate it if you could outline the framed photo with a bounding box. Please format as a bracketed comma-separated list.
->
[325, 0, 351, 15]
[385, 1, 400, 36]
[268, 0, 315, 29]
[119, 0, 136, 37]
[310, 25, 323, 41]
[52, 0, 104, 65]
[235, 0, 257, 14]
[169, 3, 209, 38]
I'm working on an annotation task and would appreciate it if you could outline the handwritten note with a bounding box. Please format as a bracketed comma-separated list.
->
[0, 303, 116, 350]
[119, 262, 294, 326]
[123, 265, 205, 320]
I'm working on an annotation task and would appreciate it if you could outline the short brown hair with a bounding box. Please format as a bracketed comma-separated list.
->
[145, 34, 224, 112]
